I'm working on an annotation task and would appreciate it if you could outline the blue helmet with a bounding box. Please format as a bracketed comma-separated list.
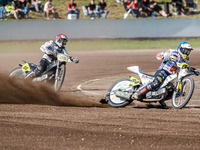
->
[177, 42, 193, 59]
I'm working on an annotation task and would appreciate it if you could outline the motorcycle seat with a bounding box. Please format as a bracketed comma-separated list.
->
[142, 73, 155, 78]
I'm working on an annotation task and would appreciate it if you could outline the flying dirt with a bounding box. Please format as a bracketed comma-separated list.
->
[0, 74, 102, 107]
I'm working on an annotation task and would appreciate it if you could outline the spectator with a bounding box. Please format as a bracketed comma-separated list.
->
[98, 0, 109, 18]
[123, 0, 134, 18]
[127, 0, 144, 17]
[149, 0, 168, 17]
[44, 0, 56, 20]
[140, 0, 152, 16]
[30, 0, 42, 13]
[5, 0, 19, 19]
[171, 0, 185, 16]
[0, 6, 7, 20]
[87, 0, 99, 19]
[186, 0, 197, 12]
[14, 0, 29, 18]
[123, 0, 131, 11]
[116, 0, 123, 3]
[67, 0, 80, 19]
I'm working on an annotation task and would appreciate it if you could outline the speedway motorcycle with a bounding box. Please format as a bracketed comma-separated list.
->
[9, 53, 78, 91]
[106, 63, 199, 109]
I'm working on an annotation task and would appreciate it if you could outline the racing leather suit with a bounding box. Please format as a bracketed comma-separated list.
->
[134, 49, 191, 99]
[34, 40, 71, 77]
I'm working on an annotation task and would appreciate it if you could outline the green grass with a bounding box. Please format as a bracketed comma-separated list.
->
[0, 41, 44, 52]
[10, 0, 200, 20]
[68, 38, 200, 50]
[1, 38, 200, 52]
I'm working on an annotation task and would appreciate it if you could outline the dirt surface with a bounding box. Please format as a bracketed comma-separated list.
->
[0, 49, 200, 150]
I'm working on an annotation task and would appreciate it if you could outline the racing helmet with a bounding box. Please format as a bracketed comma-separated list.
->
[55, 34, 68, 47]
[177, 42, 193, 59]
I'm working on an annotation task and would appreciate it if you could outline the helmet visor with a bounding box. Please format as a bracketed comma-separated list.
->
[180, 48, 191, 56]
[62, 39, 67, 45]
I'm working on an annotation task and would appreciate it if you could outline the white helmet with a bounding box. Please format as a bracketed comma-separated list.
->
[177, 42, 193, 59]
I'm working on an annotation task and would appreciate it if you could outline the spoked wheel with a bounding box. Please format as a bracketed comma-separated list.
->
[172, 77, 194, 109]
[106, 78, 133, 108]
[54, 64, 66, 91]
[9, 67, 25, 79]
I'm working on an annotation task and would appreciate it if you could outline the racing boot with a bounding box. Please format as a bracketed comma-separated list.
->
[132, 87, 148, 100]
[26, 58, 48, 80]
[25, 67, 42, 80]
[159, 100, 167, 107]
[132, 91, 142, 100]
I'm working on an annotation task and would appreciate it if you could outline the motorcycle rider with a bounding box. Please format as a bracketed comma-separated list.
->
[132, 41, 199, 106]
[29, 34, 79, 78]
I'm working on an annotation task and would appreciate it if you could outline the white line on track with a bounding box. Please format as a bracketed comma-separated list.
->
[77, 79, 101, 95]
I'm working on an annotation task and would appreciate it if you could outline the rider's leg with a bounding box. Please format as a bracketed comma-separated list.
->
[33, 58, 49, 77]
[132, 69, 169, 100]
[132, 85, 149, 100]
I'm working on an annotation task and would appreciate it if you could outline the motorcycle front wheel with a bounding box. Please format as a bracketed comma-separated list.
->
[9, 67, 25, 79]
[106, 78, 133, 108]
[54, 64, 66, 91]
[172, 77, 194, 109]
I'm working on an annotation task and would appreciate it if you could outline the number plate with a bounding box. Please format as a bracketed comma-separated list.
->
[22, 63, 30, 72]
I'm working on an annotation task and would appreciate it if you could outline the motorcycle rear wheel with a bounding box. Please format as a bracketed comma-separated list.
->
[9, 67, 24, 79]
[54, 64, 66, 91]
[172, 77, 194, 109]
[106, 78, 133, 108]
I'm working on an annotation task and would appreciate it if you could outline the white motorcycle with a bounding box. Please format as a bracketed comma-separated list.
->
[106, 63, 199, 109]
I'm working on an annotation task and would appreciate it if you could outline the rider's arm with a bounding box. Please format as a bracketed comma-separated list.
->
[156, 52, 164, 60]
[185, 59, 194, 72]
[62, 47, 74, 62]
[63, 47, 79, 63]
[40, 41, 55, 55]
[62, 47, 70, 57]
[156, 49, 172, 61]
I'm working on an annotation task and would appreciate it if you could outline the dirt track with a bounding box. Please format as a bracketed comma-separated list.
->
[0, 49, 200, 150]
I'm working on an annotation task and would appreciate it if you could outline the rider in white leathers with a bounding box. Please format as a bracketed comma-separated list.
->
[132, 42, 199, 106]
[33, 34, 79, 77]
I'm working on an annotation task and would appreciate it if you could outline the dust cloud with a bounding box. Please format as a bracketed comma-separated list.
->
[0, 74, 103, 107]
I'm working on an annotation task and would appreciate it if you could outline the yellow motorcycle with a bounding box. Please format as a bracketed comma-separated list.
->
[10, 53, 79, 91]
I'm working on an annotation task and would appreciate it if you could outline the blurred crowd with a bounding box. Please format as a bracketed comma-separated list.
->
[0, 0, 109, 20]
[122, 0, 198, 18]
[0, 0, 198, 20]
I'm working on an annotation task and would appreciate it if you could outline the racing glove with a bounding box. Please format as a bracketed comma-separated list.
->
[70, 56, 79, 63]
[191, 67, 200, 76]
[194, 70, 200, 76]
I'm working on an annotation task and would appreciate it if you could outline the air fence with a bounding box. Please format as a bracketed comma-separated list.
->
[0, 18, 200, 40]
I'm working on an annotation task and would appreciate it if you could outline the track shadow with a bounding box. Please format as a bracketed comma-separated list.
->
[183, 106, 200, 109]
[132, 104, 170, 109]
[79, 89, 108, 91]
[99, 99, 171, 109]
